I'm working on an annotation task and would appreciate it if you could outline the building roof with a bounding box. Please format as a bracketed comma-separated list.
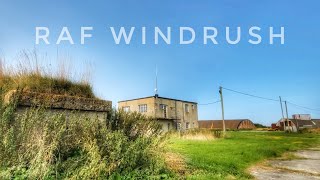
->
[118, 95, 197, 104]
[291, 119, 315, 127]
[198, 119, 252, 129]
[312, 120, 320, 128]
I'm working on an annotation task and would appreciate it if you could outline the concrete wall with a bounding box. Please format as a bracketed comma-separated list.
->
[15, 107, 109, 122]
[6, 90, 112, 122]
[158, 119, 175, 132]
[118, 97, 156, 116]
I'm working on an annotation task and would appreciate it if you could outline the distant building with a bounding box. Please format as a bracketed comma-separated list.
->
[198, 119, 256, 130]
[118, 95, 198, 132]
[275, 115, 320, 132]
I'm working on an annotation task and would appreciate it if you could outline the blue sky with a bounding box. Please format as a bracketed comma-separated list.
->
[1, 1, 320, 125]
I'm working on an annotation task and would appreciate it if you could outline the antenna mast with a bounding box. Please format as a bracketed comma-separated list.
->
[155, 65, 158, 97]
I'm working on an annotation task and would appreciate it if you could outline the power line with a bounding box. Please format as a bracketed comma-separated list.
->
[287, 101, 320, 112]
[221, 87, 279, 102]
[221, 86, 320, 114]
[198, 100, 221, 106]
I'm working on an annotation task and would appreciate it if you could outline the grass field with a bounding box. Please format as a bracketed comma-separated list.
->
[168, 131, 320, 179]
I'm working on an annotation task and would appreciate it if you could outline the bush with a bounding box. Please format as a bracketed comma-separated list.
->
[0, 100, 169, 179]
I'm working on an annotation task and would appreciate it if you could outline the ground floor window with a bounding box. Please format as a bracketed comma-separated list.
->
[177, 122, 181, 131]
[186, 122, 190, 129]
[123, 106, 130, 112]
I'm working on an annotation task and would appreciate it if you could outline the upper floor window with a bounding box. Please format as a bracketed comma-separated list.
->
[185, 104, 189, 113]
[138, 104, 147, 113]
[123, 106, 130, 112]
[160, 104, 167, 118]
[159, 104, 167, 110]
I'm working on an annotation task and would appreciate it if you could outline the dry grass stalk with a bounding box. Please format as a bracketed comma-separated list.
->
[0, 50, 95, 98]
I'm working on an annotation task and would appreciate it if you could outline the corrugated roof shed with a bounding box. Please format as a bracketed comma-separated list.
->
[291, 119, 315, 127]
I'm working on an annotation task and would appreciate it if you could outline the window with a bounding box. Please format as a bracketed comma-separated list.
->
[160, 104, 166, 109]
[167, 123, 170, 130]
[186, 122, 190, 129]
[123, 106, 130, 112]
[122, 106, 130, 112]
[138, 104, 147, 113]
[160, 104, 167, 118]
[185, 104, 189, 113]
[177, 122, 181, 131]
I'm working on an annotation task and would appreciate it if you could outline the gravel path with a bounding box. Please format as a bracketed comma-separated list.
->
[250, 147, 320, 180]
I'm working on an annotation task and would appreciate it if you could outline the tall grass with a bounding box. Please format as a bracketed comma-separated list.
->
[0, 101, 169, 179]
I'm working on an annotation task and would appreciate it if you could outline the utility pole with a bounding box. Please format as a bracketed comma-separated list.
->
[284, 101, 291, 132]
[219, 86, 226, 135]
[279, 96, 286, 131]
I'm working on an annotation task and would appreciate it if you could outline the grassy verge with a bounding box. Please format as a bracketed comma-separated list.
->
[168, 131, 320, 179]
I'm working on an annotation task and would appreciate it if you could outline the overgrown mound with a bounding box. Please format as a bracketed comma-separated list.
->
[0, 73, 95, 98]
[0, 50, 95, 98]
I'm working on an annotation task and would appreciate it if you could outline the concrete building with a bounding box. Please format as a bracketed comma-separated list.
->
[198, 119, 256, 130]
[118, 95, 198, 132]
